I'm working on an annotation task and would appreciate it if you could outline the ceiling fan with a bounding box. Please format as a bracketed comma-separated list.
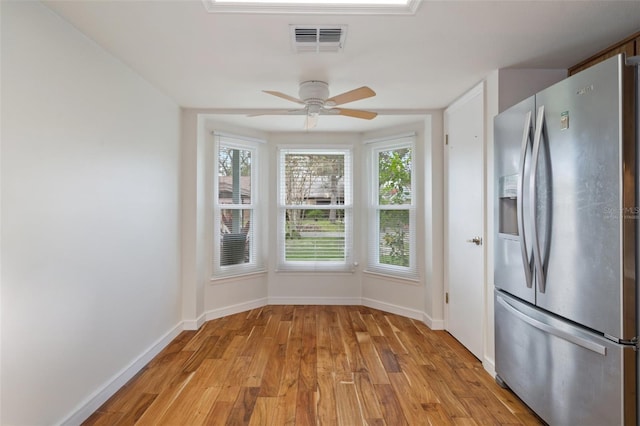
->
[250, 81, 377, 129]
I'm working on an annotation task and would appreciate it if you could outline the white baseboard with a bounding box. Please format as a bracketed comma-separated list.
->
[205, 297, 268, 321]
[361, 297, 423, 321]
[60, 321, 184, 426]
[183, 313, 207, 331]
[483, 356, 496, 377]
[422, 312, 445, 330]
[268, 296, 362, 305]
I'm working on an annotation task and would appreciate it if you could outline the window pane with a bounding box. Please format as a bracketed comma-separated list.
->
[285, 208, 344, 261]
[378, 147, 412, 205]
[284, 154, 344, 206]
[379, 209, 409, 266]
[218, 147, 251, 205]
[220, 209, 252, 266]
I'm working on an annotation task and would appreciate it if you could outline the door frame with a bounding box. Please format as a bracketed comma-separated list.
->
[443, 81, 486, 359]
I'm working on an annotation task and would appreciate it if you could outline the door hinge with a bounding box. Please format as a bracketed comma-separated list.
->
[445, 292, 449, 304]
[445, 134, 449, 145]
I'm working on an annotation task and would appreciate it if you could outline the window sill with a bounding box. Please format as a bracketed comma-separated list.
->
[274, 268, 355, 275]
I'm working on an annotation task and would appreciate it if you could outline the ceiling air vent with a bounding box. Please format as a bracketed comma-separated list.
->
[290, 25, 347, 53]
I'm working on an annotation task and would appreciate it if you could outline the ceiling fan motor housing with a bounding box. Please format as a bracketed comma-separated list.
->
[299, 81, 330, 107]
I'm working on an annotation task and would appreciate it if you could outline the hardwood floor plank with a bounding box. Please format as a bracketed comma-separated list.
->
[208, 330, 236, 359]
[388, 372, 427, 425]
[111, 392, 156, 425]
[82, 410, 125, 426]
[295, 385, 316, 425]
[183, 335, 221, 373]
[420, 364, 471, 419]
[135, 351, 193, 395]
[259, 340, 286, 397]
[371, 335, 401, 373]
[316, 372, 337, 425]
[204, 400, 234, 426]
[355, 331, 390, 384]
[459, 397, 499, 426]
[317, 308, 334, 374]
[263, 313, 281, 338]
[134, 372, 194, 425]
[335, 381, 363, 425]
[181, 386, 223, 425]
[272, 380, 298, 426]
[330, 325, 352, 381]
[373, 383, 409, 426]
[421, 402, 455, 426]
[354, 372, 384, 421]
[245, 336, 275, 387]
[157, 384, 215, 425]
[371, 311, 409, 355]
[299, 309, 317, 391]
[362, 313, 384, 336]
[248, 397, 278, 426]
[226, 386, 261, 425]
[81, 306, 541, 426]
[349, 310, 368, 333]
[338, 307, 367, 373]
[396, 354, 440, 404]
[240, 325, 266, 356]
[149, 330, 197, 365]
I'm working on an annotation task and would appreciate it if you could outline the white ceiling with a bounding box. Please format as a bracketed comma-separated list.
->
[44, 0, 640, 132]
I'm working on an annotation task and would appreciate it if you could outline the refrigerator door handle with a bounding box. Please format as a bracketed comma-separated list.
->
[530, 105, 546, 293]
[517, 111, 533, 288]
[496, 296, 607, 355]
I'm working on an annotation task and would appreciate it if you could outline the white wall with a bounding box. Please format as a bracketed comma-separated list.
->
[422, 114, 445, 328]
[1, 2, 182, 424]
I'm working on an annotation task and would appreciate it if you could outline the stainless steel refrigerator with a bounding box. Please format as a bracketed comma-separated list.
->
[494, 53, 639, 425]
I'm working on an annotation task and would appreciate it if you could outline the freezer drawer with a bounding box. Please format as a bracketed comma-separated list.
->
[495, 290, 635, 426]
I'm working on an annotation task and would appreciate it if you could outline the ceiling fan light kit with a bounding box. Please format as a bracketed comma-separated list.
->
[251, 80, 377, 129]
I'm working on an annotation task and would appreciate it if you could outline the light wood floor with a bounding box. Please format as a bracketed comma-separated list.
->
[84, 305, 542, 425]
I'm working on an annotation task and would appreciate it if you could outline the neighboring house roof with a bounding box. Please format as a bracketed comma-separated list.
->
[218, 176, 251, 201]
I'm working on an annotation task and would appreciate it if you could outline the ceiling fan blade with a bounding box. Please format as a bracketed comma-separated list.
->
[334, 108, 377, 120]
[263, 90, 305, 105]
[326, 86, 376, 106]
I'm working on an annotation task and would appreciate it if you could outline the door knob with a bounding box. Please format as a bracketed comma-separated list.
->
[467, 236, 483, 246]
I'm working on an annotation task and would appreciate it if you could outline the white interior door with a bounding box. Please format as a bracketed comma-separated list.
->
[444, 84, 485, 360]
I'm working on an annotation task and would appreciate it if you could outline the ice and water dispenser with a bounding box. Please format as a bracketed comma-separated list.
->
[498, 174, 518, 236]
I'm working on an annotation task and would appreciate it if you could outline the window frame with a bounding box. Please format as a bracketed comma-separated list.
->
[366, 135, 417, 279]
[277, 146, 354, 272]
[212, 132, 264, 279]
